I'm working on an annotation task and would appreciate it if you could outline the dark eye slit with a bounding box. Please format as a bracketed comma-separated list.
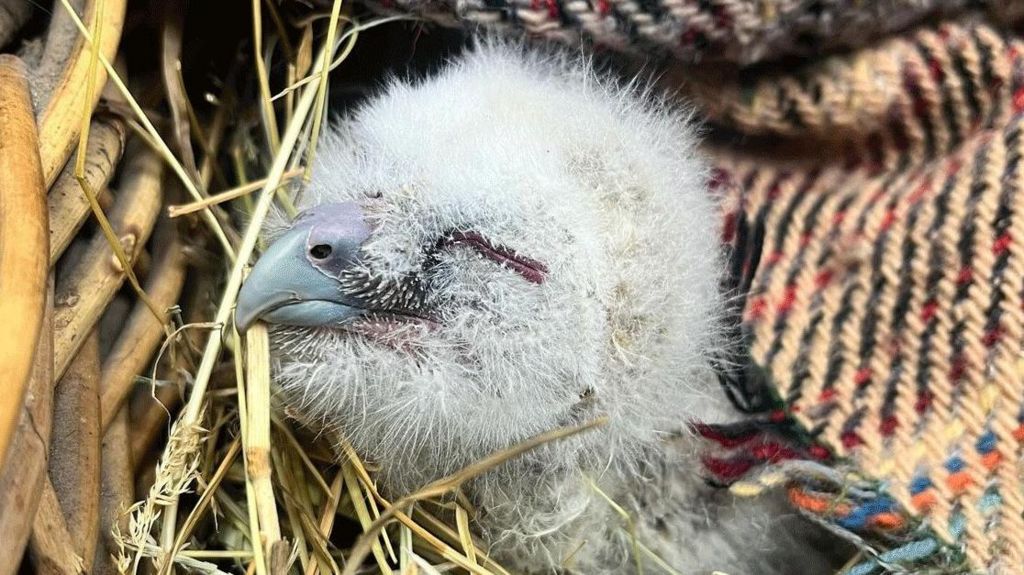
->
[435, 230, 548, 284]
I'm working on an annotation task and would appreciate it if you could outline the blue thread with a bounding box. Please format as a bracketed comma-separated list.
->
[845, 539, 940, 575]
[838, 497, 898, 530]
[878, 539, 940, 563]
[976, 431, 996, 454]
[944, 456, 965, 472]
[980, 489, 1001, 514]
[909, 476, 932, 495]
[949, 510, 966, 539]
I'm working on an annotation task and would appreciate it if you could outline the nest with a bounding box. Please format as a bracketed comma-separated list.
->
[0, 2, 583, 574]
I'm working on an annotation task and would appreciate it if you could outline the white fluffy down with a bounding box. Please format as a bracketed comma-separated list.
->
[267, 42, 834, 574]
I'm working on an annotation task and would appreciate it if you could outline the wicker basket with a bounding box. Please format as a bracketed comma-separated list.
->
[0, 1, 188, 572]
[0, 3, 490, 574]
[10, 2, 1024, 575]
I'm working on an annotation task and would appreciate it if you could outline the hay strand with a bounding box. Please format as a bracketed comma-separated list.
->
[303, 0, 342, 183]
[243, 323, 285, 566]
[167, 169, 304, 218]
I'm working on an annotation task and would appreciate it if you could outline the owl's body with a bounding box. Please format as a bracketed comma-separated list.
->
[238, 43, 838, 573]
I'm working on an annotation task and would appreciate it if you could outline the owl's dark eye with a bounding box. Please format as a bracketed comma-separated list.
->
[309, 244, 333, 259]
[433, 230, 548, 284]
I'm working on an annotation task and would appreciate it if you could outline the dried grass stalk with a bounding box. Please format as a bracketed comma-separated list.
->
[153, 38, 333, 553]
[251, 0, 281, 154]
[37, 0, 126, 187]
[48, 332, 102, 571]
[160, 1, 200, 183]
[243, 323, 286, 570]
[0, 282, 53, 575]
[129, 385, 181, 472]
[341, 462, 391, 573]
[0, 54, 49, 470]
[53, 141, 163, 380]
[167, 169, 304, 218]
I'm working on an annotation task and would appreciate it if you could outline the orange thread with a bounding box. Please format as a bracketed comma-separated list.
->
[788, 488, 852, 516]
[912, 489, 938, 512]
[981, 451, 1002, 470]
[868, 512, 906, 529]
[947, 471, 974, 493]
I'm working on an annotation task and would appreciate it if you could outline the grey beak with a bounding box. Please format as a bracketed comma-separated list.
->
[235, 202, 372, 331]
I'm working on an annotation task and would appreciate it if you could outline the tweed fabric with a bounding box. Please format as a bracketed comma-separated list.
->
[709, 20, 1024, 574]
[353, 0, 1024, 570]
[375, 0, 1022, 64]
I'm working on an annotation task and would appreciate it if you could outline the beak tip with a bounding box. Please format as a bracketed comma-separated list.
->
[234, 312, 253, 333]
[234, 295, 260, 333]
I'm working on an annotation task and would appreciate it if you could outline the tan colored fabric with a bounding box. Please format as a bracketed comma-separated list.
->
[707, 21, 1024, 573]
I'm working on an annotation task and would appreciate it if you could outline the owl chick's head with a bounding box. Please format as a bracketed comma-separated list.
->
[236, 43, 730, 493]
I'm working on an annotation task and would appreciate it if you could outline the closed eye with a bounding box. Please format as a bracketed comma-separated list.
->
[434, 231, 548, 284]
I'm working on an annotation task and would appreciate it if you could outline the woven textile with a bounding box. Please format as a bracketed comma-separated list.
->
[708, 20, 1024, 574]
[378, 0, 1022, 63]
[356, 0, 1024, 570]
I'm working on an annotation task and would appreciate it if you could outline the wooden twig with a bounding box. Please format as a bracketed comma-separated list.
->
[94, 405, 132, 575]
[160, 0, 200, 184]
[0, 55, 49, 470]
[29, 481, 86, 574]
[49, 115, 127, 265]
[100, 228, 187, 432]
[53, 141, 164, 381]
[0, 281, 54, 575]
[47, 332, 102, 572]
[160, 5, 242, 249]
[36, 0, 127, 188]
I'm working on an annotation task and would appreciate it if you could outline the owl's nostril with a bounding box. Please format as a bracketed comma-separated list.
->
[310, 244, 333, 259]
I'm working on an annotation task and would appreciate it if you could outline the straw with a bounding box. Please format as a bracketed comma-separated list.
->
[58, 0, 237, 260]
[152, 35, 335, 568]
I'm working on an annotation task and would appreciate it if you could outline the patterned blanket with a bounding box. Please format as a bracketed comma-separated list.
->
[703, 18, 1024, 574]
[360, 2, 1024, 572]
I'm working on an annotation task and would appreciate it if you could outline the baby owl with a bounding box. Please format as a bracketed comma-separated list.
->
[236, 42, 839, 574]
